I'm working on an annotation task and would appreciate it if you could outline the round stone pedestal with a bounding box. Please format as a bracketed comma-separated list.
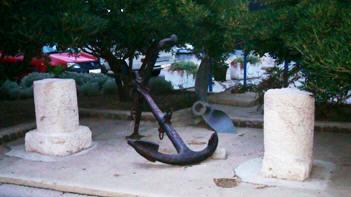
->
[262, 88, 315, 181]
[25, 79, 92, 156]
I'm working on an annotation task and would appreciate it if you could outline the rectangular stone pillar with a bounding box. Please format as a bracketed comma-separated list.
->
[262, 88, 315, 181]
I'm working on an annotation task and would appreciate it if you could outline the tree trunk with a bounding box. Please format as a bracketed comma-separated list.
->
[283, 60, 289, 87]
[105, 55, 130, 102]
[109, 66, 126, 101]
[195, 56, 210, 101]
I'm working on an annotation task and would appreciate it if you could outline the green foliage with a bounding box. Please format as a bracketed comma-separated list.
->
[0, 80, 21, 99]
[20, 72, 54, 88]
[148, 76, 174, 95]
[234, 0, 351, 103]
[234, 64, 301, 109]
[18, 87, 33, 99]
[170, 61, 198, 75]
[232, 55, 261, 65]
[0, 80, 33, 100]
[58, 72, 109, 87]
[102, 79, 118, 95]
[231, 83, 258, 94]
[177, 0, 244, 100]
[0, 72, 115, 100]
[178, 0, 243, 59]
[79, 82, 101, 96]
[287, 1, 351, 103]
[212, 61, 228, 81]
[0, 62, 30, 84]
[2, 0, 349, 103]
[47, 65, 65, 76]
[0, 0, 106, 57]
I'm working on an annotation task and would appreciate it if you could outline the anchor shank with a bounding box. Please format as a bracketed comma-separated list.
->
[137, 86, 188, 153]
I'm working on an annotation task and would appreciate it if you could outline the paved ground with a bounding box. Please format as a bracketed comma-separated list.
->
[0, 118, 350, 197]
[0, 184, 94, 197]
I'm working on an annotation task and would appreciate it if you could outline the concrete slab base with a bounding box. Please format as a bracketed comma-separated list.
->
[6, 142, 97, 162]
[25, 126, 92, 156]
[234, 158, 335, 190]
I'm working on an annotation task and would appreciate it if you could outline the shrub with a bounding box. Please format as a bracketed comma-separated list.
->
[47, 64, 65, 76]
[102, 78, 118, 95]
[0, 80, 21, 99]
[18, 87, 33, 99]
[148, 76, 173, 95]
[231, 55, 261, 67]
[20, 72, 54, 88]
[79, 82, 101, 96]
[170, 61, 198, 75]
[59, 72, 109, 87]
[0, 72, 119, 99]
[88, 73, 109, 87]
[59, 72, 85, 86]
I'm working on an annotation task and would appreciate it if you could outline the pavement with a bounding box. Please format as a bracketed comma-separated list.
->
[0, 184, 94, 197]
[0, 118, 350, 197]
[0, 91, 350, 196]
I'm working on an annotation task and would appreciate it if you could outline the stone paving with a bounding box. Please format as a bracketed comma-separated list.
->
[0, 184, 94, 197]
[0, 118, 350, 196]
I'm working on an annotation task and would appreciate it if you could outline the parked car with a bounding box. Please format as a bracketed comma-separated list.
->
[0, 45, 106, 76]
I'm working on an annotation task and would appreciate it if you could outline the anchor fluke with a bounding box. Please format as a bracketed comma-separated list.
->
[128, 140, 159, 162]
[128, 132, 218, 165]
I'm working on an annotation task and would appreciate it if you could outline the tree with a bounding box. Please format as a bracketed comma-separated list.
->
[84, 0, 185, 101]
[287, 0, 351, 103]
[233, 0, 351, 103]
[0, 0, 106, 81]
[0, 0, 105, 57]
[178, 0, 243, 101]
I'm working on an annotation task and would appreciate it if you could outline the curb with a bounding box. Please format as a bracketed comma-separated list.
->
[79, 108, 155, 121]
[0, 122, 35, 145]
[80, 108, 351, 133]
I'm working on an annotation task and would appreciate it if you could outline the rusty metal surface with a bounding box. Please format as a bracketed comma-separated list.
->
[127, 35, 218, 165]
[128, 79, 218, 165]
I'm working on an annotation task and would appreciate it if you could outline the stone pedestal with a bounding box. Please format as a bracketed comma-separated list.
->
[262, 88, 315, 181]
[25, 79, 92, 156]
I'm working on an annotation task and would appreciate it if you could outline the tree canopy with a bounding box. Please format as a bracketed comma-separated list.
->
[0, 0, 105, 58]
[178, 0, 244, 100]
[1, 0, 350, 103]
[234, 0, 351, 103]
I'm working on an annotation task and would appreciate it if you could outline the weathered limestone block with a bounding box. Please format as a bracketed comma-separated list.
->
[262, 88, 315, 181]
[25, 79, 92, 156]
